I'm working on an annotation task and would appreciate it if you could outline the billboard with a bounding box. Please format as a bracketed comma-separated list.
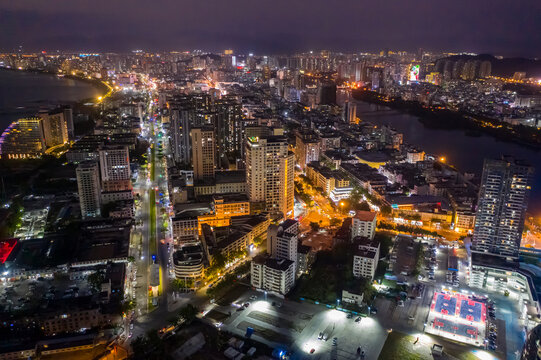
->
[409, 64, 420, 82]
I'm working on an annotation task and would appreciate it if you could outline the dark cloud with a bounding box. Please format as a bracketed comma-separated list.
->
[1, 0, 540, 56]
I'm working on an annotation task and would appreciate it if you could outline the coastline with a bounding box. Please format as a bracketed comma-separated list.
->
[0, 66, 109, 98]
[352, 89, 541, 150]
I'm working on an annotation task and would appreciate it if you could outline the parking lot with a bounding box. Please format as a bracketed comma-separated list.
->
[0, 275, 93, 313]
[204, 288, 388, 359]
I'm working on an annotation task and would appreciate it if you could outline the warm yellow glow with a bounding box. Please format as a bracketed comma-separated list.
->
[97, 96, 102, 101]
[439, 157, 446, 162]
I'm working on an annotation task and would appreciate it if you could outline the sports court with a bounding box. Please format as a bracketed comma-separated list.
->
[426, 292, 486, 346]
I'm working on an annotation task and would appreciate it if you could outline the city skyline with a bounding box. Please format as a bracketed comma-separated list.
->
[1, 14, 541, 358]
[1, 0, 541, 57]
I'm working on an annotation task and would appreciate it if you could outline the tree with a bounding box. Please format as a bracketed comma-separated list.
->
[381, 205, 393, 217]
[375, 232, 394, 258]
[330, 218, 342, 227]
[355, 201, 371, 211]
[177, 304, 199, 325]
[87, 271, 105, 292]
[205, 251, 226, 279]
[121, 299, 136, 315]
[310, 222, 320, 232]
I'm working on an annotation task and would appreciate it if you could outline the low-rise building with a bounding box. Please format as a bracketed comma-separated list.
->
[173, 244, 205, 280]
[341, 289, 364, 306]
[101, 190, 133, 204]
[194, 170, 247, 197]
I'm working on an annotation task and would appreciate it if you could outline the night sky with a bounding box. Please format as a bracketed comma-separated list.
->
[1, 0, 540, 56]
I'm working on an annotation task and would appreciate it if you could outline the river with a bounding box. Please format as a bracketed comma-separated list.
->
[0, 69, 104, 134]
[355, 101, 541, 215]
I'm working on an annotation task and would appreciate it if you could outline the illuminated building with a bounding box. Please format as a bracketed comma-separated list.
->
[343, 101, 358, 124]
[245, 136, 294, 218]
[351, 211, 377, 241]
[172, 195, 251, 243]
[295, 131, 320, 171]
[454, 211, 476, 232]
[191, 127, 215, 180]
[170, 104, 195, 165]
[197, 194, 250, 229]
[0, 238, 18, 265]
[98, 146, 131, 182]
[353, 237, 380, 280]
[406, 149, 425, 163]
[472, 157, 534, 263]
[267, 219, 299, 271]
[251, 255, 295, 295]
[213, 97, 243, 155]
[409, 64, 420, 82]
[0, 117, 45, 159]
[173, 244, 204, 280]
[306, 162, 351, 196]
[76, 161, 101, 219]
[38, 109, 69, 147]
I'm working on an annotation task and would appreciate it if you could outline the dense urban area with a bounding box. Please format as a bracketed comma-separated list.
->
[0, 49, 541, 360]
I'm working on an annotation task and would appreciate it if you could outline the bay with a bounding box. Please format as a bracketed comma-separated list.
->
[0, 69, 103, 134]
[356, 101, 541, 215]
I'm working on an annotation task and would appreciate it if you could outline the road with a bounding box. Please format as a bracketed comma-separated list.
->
[127, 96, 205, 343]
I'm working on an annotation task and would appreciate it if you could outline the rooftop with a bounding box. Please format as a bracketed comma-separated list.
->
[354, 211, 377, 222]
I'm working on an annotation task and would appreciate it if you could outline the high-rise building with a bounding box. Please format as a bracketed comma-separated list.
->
[98, 146, 131, 182]
[343, 101, 358, 124]
[39, 109, 69, 148]
[0, 117, 45, 159]
[267, 219, 299, 264]
[191, 127, 216, 180]
[213, 97, 243, 156]
[479, 61, 492, 78]
[295, 131, 320, 171]
[63, 106, 75, 141]
[169, 94, 219, 165]
[170, 105, 195, 165]
[245, 136, 294, 218]
[353, 237, 380, 280]
[317, 81, 337, 105]
[472, 157, 534, 263]
[76, 161, 102, 219]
